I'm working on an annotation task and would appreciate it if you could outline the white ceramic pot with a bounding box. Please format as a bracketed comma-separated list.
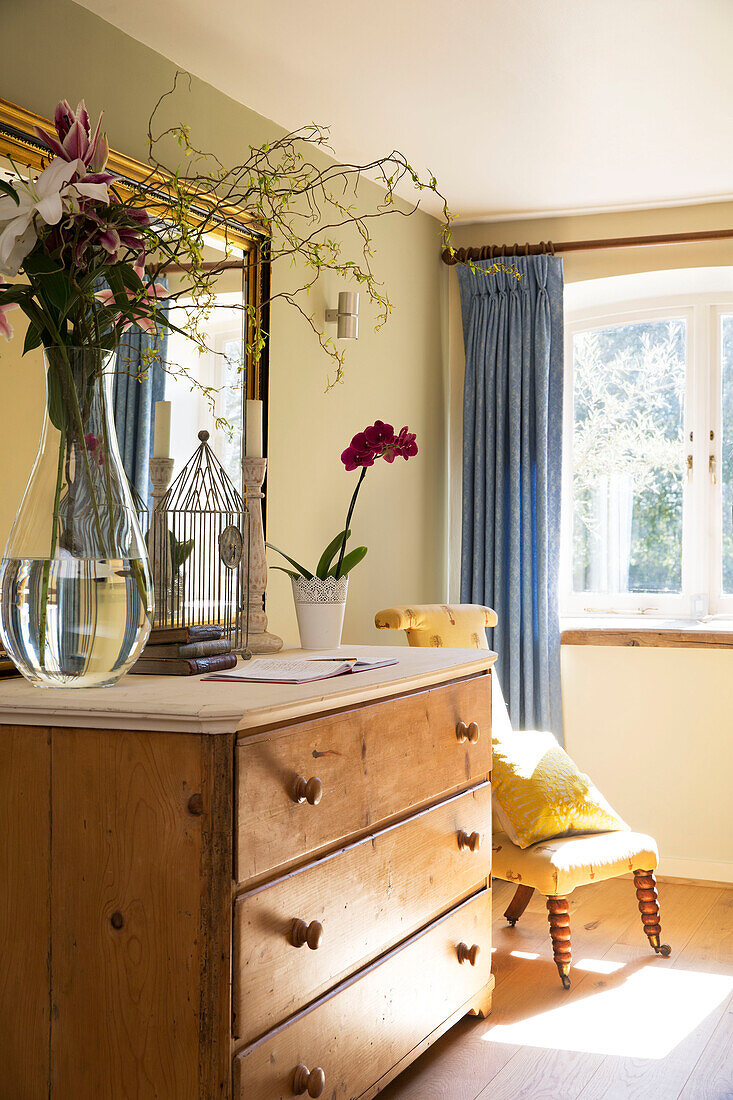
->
[291, 575, 349, 650]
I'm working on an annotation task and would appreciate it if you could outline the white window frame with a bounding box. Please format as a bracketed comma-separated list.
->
[562, 281, 733, 619]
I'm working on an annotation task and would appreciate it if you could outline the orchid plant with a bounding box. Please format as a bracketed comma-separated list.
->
[267, 420, 417, 582]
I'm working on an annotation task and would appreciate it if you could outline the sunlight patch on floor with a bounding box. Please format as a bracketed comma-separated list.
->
[510, 950, 540, 960]
[573, 957, 625, 975]
[482, 964, 733, 1058]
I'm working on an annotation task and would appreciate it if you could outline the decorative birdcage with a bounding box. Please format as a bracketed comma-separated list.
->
[150, 430, 250, 652]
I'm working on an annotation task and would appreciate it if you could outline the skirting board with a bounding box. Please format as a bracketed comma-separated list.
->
[656, 856, 733, 885]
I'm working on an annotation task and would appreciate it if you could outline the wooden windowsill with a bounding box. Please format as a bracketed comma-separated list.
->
[561, 617, 733, 649]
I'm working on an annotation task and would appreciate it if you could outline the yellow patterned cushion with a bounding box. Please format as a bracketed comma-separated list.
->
[491, 830, 659, 895]
[491, 729, 629, 849]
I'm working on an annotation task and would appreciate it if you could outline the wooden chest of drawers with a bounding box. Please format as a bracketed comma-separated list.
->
[0, 646, 494, 1099]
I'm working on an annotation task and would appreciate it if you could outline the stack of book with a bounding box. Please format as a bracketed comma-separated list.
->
[130, 625, 238, 676]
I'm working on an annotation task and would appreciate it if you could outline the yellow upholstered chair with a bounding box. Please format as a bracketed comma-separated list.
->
[375, 603, 670, 988]
[374, 604, 497, 649]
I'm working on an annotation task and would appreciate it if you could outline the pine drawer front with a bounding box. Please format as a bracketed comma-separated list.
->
[233, 782, 492, 1044]
[235, 674, 491, 884]
[233, 889, 492, 1100]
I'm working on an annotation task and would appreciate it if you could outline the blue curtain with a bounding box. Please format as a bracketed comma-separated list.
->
[458, 255, 564, 739]
[112, 321, 168, 510]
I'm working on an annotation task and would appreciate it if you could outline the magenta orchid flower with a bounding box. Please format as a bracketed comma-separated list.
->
[341, 420, 418, 470]
[334, 418, 418, 576]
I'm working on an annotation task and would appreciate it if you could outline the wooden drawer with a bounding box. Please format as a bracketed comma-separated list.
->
[235, 674, 491, 883]
[233, 888, 493, 1100]
[233, 782, 492, 1044]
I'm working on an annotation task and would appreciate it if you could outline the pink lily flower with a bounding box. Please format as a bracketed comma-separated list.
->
[34, 99, 109, 175]
[96, 261, 166, 335]
[0, 275, 18, 341]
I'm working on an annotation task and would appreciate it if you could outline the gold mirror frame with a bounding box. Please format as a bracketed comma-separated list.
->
[0, 97, 266, 252]
[0, 97, 267, 400]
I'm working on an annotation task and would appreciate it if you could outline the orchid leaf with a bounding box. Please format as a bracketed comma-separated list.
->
[265, 541, 313, 579]
[0, 180, 19, 205]
[316, 529, 350, 579]
[330, 545, 367, 578]
[270, 566, 300, 578]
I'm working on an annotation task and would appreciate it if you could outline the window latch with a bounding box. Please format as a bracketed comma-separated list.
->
[709, 453, 717, 484]
[686, 453, 693, 480]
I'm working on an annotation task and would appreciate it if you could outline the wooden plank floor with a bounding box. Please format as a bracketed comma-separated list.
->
[380, 879, 733, 1100]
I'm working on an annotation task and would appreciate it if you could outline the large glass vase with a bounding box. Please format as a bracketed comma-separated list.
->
[0, 346, 153, 687]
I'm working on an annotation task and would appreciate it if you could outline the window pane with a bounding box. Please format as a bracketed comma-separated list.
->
[721, 315, 733, 593]
[572, 319, 686, 596]
[166, 293, 245, 492]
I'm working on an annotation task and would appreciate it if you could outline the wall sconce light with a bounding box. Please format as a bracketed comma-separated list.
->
[325, 291, 359, 340]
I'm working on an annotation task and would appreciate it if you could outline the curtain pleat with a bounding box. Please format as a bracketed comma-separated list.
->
[112, 310, 168, 510]
[458, 255, 564, 739]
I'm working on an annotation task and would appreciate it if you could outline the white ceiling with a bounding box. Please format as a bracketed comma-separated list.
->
[74, 0, 733, 223]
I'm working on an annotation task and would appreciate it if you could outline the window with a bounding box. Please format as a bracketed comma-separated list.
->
[562, 269, 733, 618]
[164, 239, 263, 496]
[166, 292, 246, 490]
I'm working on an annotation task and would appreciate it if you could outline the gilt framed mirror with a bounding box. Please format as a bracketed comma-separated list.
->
[0, 96, 268, 516]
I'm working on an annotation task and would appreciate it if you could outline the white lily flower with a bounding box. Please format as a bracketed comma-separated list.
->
[0, 157, 85, 276]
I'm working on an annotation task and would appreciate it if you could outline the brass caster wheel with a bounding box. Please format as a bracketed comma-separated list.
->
[561, 973, 571, 990]
[655, 943, 671, 957]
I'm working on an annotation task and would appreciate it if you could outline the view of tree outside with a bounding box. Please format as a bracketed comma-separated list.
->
[572, 319, 686, 595]
[721, 315, 733, 593]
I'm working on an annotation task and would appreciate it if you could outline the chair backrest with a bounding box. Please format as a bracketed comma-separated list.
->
[374, 603, 497, 650]
[374, 602, 512, 735]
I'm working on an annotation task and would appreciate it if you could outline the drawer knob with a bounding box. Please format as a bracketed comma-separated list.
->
[291, 918, 324, 950]
[293, 1064, 325, 1096]
[291, 776, 323, 805]
[456, 721, 480, 744]
[457, 830, 481, 852]
[457, 941, 480, 966]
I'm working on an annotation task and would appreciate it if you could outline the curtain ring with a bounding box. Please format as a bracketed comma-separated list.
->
[524, 242, 530, 256]
[548, 240, 555, 255]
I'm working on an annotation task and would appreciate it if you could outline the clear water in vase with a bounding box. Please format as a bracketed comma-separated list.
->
[0, 556, 151, 688]
[0, 347, 154, 688]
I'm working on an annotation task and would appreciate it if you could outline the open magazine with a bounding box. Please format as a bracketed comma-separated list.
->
[203, 656, 398, 684]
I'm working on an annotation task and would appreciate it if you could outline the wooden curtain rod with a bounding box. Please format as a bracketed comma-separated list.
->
[441, 227, 733, 265]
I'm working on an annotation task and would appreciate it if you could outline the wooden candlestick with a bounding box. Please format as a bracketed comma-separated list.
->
[149, 456, 174, 626]
[243, 456, 283, 653]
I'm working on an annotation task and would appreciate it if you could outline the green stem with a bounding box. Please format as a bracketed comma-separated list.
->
[58, 354, 112, 559]
[97, 381, 119, 553]
[38, 424, 67, 666]
[335, 467, 367, 578]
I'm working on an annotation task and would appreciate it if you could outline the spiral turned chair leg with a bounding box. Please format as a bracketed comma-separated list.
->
[634, 869, 671, 957]
[546, 896, 572, 989]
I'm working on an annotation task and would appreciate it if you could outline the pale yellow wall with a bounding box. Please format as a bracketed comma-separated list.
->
[1, 0, 446, 645]
[562, 646, 733, 882]
[449, 207, 733, 881]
